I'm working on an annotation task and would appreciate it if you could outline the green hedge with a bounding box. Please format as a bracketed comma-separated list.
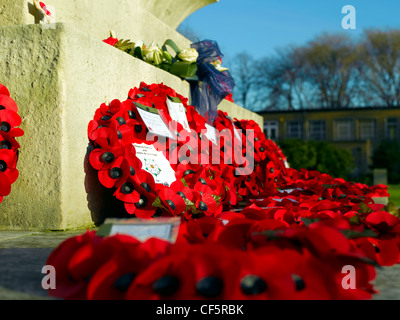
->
[278, 139, 354, 179]
[372, 140, 400, 184]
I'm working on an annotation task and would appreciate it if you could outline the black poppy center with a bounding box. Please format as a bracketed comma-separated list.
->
[198, 201, 208, 212]
[116, 117, 126, 126]
[183, 169, 195, 177]
[121, 182, 134, 195]
[196, 277, 223, 298]
[128, 110, 136, 119]
[259, 147, 265, 152]
[153, 276, 180, 296]
[166, 200, 176, 210]
[292, 274, 306, 291]
[135, 125, 143, 133]
[102, 152, 115, 164]
[0, 140, 11, 150]
[114, 273, 136, 292]
[199, 178, 207, 185]
[177, 191, 186, 200]
[240, 275, 267, 295]
[100, 115, 111, 121]
[140, 182, 151, 193]
[0, 160, 7, 172]
[0, 105, 5, 110]
[109, 167, 123, 179]
[0, 122, 11, 133]
[130, 166, 136, 176]
[135, 195, 148, 208]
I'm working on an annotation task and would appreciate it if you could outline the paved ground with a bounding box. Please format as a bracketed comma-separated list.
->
[0, 230, 399, 300]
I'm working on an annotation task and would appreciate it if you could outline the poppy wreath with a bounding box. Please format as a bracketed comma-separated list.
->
[87, 82, 288, 220]
[0, 83, 24, 204]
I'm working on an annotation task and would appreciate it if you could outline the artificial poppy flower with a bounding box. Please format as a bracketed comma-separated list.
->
[364, 211, 400, 234]
[86, 236, 160, 300]
[0, 84, 10, 96]
[103, 37, 119, 46]
[0, 149, 19, 184]
[0, 108, 23, 137]
[157, 187, 187, 216]
[0, 94, 18, 113]
[46, 231, 103, 300]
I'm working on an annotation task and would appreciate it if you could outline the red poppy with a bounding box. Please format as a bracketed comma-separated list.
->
[103, 37, 119, 46]
[0, 149, 19, 184]
[0, 84, 10, 96]
[0, 94, 18, 113]
[87, 236, 162, 300]
[39, 2, 51, 16]
[46, 231, 104, 300]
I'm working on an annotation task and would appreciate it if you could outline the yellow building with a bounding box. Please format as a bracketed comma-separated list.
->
[259, 107, 400, 177]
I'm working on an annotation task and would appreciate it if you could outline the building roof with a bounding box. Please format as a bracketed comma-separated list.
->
[258, 106, 400, 115]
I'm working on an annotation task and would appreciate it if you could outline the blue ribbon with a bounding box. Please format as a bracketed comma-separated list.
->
[190, 40, 235, 125]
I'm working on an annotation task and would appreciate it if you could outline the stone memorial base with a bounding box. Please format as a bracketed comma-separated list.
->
[0, 23, 263, 231]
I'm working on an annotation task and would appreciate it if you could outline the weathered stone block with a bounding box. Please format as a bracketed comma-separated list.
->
[0, 0, 196, 50]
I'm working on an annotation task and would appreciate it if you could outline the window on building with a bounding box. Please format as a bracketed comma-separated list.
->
[287, 121, 304, 139]
[335, 119, 353, 141]
[309, 120, 326, 141]
[359, 119, 376, 140]
[386, 117, 398, 140]
[264, 121, 279, 140]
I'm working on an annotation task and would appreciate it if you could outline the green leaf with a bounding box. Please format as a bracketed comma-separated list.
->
[169, 61, 198, 79]
[349, 214, 361, 225]
[131, 46, 143, 60]
[152, 196, 167, 210]
[384, 202, 400, 218]
[300, 218, 321, 226]
[163, 50, 173, 63]
[162, 39, 182, 56]
[358, 202, 373, 214]
[340, 229, 377, 239]
[114, 39, 136, 52]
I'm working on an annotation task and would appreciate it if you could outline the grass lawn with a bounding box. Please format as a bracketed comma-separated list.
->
[388, 185, 400, 207]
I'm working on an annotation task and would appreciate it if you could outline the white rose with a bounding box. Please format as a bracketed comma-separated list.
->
[178, 48, 199, 63]
[143, 46, 163, 65]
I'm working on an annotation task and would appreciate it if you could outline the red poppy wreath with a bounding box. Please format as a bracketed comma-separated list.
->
[87, 82, 289, 220]
[0, 83, 24, 204]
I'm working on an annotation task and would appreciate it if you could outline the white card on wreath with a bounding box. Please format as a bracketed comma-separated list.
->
[97, 218, 181, 243]
[133, 143, 176, 187]
[205, 123, 218, 145]
[166, 96, 191, 132]
[135, 102, 174, 139]
[230, 119, 242, 143]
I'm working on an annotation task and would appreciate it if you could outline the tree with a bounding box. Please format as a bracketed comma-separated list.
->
[359, 29, 400, 107]
[231, 52, 257, 110]
[256, 46, 309, 111]
[301, 33, 361, 109]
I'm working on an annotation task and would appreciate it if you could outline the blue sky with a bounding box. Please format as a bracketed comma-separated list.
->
[178, 0, 400, 63]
